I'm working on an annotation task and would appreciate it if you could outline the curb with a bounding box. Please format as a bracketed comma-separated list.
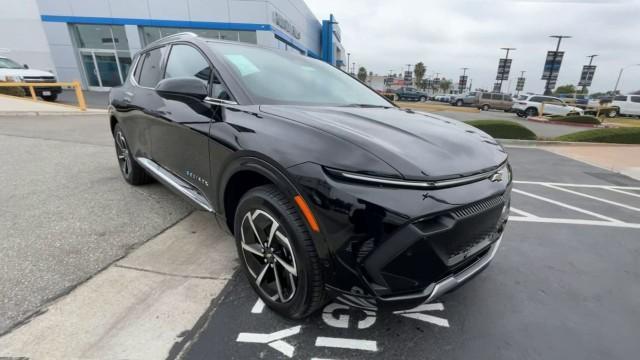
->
[525, 116, 615, 128]
[0, 110, 106, 116]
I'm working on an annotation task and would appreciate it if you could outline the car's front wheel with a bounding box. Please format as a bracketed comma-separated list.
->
[41, 94, 58, 102]
[419, 96, 427, 102]
[113, 123, 152, 185]
[456, 100, 463, 106]
[235, 185, 326, 319]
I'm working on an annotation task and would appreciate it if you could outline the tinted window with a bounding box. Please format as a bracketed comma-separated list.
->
[491, 93, 502, 100]
[631, 96, 640, 103]
[503, 95, 512, 101]
[614, 96, 628, 101]
[211, 72, 232, 100]
[482, 93, 491, 99]
[548, 98, 564, 105]
[137, 47, 166, 87]
[211, 42, 391, 107]
[469, 92, 477, 96]
[165, 44, 211, 83]
[529, 96, 544, 103]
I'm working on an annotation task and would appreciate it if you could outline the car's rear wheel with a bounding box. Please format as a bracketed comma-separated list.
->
[42, 94, 58, 102]
[482, 104, 490, 111]
[419, 96, 427, 102]
[456, 100, 463, 106]
[113, 123, 152, 185]
[235, 185, 326, 319]
[525, 107, 538, 117]
[607, 108, 618, 118]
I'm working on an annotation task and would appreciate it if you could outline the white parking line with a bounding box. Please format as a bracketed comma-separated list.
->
[251, 298, 265, 314]
[512, 189, 623, 223]
[605, 187, 640, 199]
[509, 216, 640, 229]
[514, 181, 640, 191]
[510, 207, 538, 218]
[315, 337, 378, 352]
[542, 184, 640, 212]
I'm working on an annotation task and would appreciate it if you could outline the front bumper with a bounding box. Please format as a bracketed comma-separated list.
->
[288, 162, 511, 311]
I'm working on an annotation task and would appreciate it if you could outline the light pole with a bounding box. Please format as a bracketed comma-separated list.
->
[346, 52, 350, 72]
[544, 35, 571, 95]
[498, 47, 516, 93]
[613, 64, 640, 94]
[352, 62, 355, 76]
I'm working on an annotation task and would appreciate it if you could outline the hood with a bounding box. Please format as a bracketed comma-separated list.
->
[259, 105, 507, 181]
[0, 68, 55, 78]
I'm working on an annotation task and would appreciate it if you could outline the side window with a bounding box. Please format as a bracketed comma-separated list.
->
[164, 44, 212, 85]
[133, 54, 143, 82]
[549, 98, 563, 105]
[138, 46, 166, 88]
[503, 95, 512, 101]
[482, 93, 491, 99]
[630, 96, 640, 103]
[491, 93, 502, 100]
[614, 95, 628, 101]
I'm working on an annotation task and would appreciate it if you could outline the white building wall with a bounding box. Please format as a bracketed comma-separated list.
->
[0, 0, 55, 74]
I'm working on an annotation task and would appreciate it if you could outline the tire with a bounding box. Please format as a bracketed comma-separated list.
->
[456, 100, 463, 106]
[42, 94, 58, 102]
[525, 107, 538, 117]
[607, 108, 618, 118]
[419, 96, 427, 102]
[482, 104, 490, 111]
[235, 185, 326, 319]
[516, 111, 525, 118]
[395, 95, 401, 101]
[113, 123, 152, 185]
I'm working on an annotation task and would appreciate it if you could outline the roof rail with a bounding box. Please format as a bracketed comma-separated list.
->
[149, 32, 198, 46]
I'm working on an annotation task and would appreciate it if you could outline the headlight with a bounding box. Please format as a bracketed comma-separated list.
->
[491, 163, 512, 184]
[4, 75, 23, 82]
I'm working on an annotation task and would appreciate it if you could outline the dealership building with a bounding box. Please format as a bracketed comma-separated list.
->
[1, 0, 345, 90]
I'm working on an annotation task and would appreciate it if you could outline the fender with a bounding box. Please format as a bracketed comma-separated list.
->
[216, 153, 335, 274]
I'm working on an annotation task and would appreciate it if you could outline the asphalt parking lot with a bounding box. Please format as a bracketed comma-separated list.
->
[1, 114, 639, 359]
[182, 148, 640, 360]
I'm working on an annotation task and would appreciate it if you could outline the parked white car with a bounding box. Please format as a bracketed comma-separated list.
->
[611, 94, 640, 117]
[0, 56, 61, 101]
[512, 95, 584, 117]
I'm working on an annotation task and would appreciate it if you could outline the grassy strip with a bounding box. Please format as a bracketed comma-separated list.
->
[465, 120, 537, 140]
[555, 127, 640, 144]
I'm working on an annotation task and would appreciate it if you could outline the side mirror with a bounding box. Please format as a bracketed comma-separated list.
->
[23, 64, 29, 69]
[155, 77, 208, 101]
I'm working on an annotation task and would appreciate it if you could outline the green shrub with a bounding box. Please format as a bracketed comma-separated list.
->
[465, 120, 537, 140]
[555, 128, 640, 144]
[549, 115, 601, 125]
[0, 85, 26, 97]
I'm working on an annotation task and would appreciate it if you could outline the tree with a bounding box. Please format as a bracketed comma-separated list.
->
[554, 84, 576, 95]
[357, 67, 367, 82]
[439, 79, 453, 93]
[414, 62, 426, 89]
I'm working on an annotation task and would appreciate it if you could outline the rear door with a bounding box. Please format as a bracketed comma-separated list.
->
[629, 96, 640, 115]
[544, 97, 567, 115]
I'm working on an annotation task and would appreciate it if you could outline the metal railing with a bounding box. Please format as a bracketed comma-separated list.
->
[0, 81, 87, 111]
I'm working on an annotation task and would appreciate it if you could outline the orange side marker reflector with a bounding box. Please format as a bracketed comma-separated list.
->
[294, 195, 320, 233]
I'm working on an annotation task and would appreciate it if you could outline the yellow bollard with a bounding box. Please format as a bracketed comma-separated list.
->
[73, 81, 87, 111]
[539, 102, 545, 117]
[28, 85, 37, 100]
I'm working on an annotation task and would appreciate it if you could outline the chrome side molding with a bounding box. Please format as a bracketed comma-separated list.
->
[136, 157, 214, 212]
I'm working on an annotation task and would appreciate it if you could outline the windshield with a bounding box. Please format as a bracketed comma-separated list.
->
[210, 42, 392, 107]
[0, 57, 23, 69]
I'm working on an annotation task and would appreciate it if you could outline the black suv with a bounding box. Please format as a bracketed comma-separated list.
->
[109, 33, 511, 319]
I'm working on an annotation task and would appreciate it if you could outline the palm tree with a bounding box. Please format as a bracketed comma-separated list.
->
[440, 79, 453, 93]
[414, 62, 426, 89]
[357, 67, 367, 82]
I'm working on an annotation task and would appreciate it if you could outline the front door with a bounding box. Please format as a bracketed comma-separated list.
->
[80, 50, 124, 91]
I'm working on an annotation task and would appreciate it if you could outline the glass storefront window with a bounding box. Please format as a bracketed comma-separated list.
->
[72, 24, 130, 50]
[140, 26, 257, 46]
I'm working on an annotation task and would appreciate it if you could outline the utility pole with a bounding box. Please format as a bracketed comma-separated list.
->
[581, 54, 598, 94]
[544, 35, 571, 95]
[498, 47, 516, 93]
[352, 62, 355, 76]
[613, 64, 640, 94]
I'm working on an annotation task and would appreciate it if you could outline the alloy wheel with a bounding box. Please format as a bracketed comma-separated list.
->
[115, 130, 131, 176]
[240, 209, 298, 303]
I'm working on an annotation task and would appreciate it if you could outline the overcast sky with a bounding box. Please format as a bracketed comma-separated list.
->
[305, 0, 640, 94]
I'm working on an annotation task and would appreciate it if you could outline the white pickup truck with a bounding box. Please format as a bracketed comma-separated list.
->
[0, 56, 61, 101]
[610, 94, 640, 117]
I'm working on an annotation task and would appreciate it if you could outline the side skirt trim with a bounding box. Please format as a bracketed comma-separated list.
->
[136, 157, 214, 212]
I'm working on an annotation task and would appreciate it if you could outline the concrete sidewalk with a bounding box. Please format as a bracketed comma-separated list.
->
[0, 211, 237, 360]
[542, 145, 640, 181]
[0, 94, 105, 115]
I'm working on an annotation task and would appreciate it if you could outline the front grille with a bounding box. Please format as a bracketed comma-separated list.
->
[452, 195, 504, 219]
[23, 76, 56, 83]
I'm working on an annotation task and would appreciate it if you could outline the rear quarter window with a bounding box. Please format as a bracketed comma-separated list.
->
[631, 96, 640, 103]
[482, 93, 491, 99]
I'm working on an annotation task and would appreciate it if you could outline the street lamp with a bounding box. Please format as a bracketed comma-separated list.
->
[498, 47, 516, 93]
[346, 52, 350, 72]
[544, 35, 571, 95]
[613, 64, 640, 94]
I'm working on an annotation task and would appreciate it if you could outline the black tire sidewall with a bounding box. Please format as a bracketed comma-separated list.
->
[113, 124, 133, 182]
[234, 186, 317, 318]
